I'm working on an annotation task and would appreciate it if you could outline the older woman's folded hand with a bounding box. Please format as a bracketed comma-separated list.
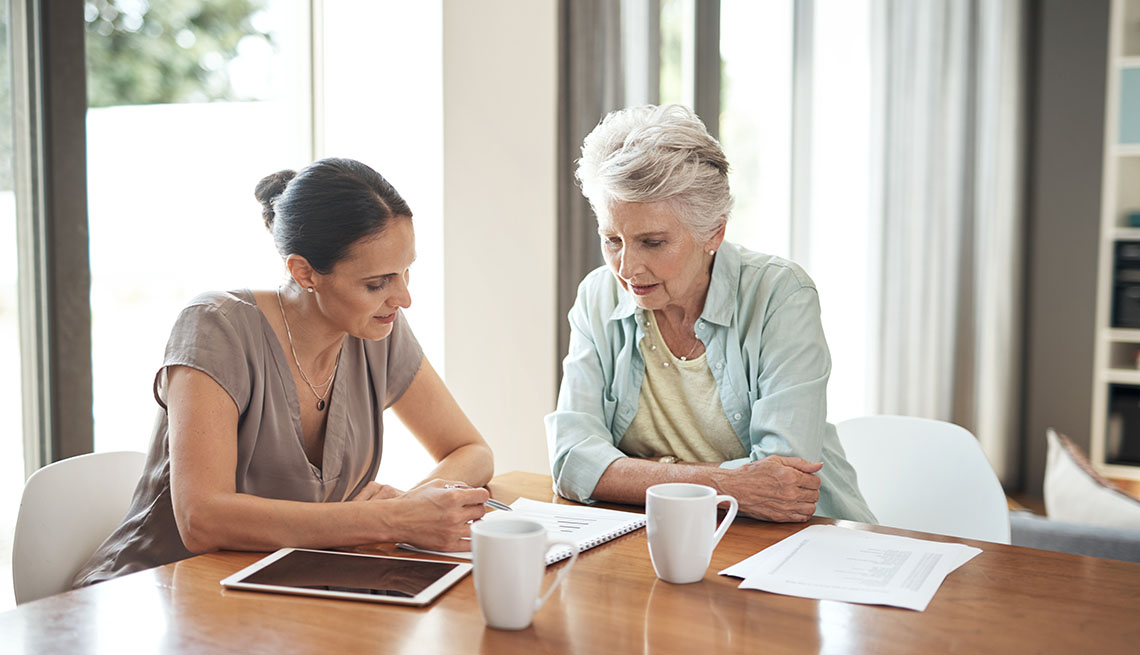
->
[715, 456, 822, 523]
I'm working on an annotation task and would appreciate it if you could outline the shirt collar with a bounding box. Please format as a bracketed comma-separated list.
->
[607, 241, 740, 326]
[610, 281, 640, 321]
[702, 242, 738, 326]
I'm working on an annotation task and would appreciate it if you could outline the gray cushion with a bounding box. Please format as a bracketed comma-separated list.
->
[1010, 510, 1140, 563]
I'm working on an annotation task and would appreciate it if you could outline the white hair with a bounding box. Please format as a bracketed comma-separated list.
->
[576, 104, 733, 238]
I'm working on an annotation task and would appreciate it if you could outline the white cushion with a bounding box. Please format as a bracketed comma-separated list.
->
[1044, 429, 1140, 529]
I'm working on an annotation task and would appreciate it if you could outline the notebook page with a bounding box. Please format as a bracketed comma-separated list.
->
[495, 498, 647, 563]
[398, 498, 645, 564]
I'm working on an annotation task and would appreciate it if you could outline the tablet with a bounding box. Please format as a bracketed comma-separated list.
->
[220, 548, 472, 607]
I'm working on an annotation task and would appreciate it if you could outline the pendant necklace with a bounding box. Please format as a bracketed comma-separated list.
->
[650, 311, 701, 367]
[276, 287, 340, 411]
[678, 334, 701, 362]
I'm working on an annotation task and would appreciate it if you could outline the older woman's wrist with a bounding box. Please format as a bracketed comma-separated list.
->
[702, 466, 732, 495]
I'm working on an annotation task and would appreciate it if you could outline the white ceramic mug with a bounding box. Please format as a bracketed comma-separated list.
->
[646, 483, 739, 584]
[471, 518, 579, 630]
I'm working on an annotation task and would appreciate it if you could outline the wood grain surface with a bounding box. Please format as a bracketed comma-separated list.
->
[3, 471, 1138, 654]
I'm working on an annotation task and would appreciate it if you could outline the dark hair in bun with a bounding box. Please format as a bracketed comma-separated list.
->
[254, 158, 412, 273]
[254, 169, 297, 229]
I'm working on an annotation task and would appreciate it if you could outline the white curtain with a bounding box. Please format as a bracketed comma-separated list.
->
[869, 0, 1024, 483]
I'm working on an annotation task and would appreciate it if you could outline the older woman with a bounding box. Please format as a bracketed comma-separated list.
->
[75, 158, 493, 586]
[546, 105, 874, 523]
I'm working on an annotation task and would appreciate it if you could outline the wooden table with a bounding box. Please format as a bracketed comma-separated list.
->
[4, 472, 1140, 654]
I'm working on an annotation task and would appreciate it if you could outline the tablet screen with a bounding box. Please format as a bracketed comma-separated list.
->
[221, 549, 471, 606]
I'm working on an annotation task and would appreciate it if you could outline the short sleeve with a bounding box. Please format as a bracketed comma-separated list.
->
[381, 310, 423, 408]
[153, 297, 256, 414]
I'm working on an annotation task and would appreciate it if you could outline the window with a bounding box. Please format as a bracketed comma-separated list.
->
[718, 0, 794, 258]
[321, 0, 443, 489]
[0, 0, 24, 610]
[85, 0, 312, 454]
[661, 0, 873, 422]
[804, 0, 872, 422]
[84, 1, 445, 489]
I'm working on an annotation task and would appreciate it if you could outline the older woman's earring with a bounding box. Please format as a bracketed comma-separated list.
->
[709, 250, 716, 256]
[306, 287, 314, 293]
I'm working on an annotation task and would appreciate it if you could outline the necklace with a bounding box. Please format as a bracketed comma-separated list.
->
[649, 311, 702, 367]
[276, 287, 340, 411]
[678, 336, 701, 362]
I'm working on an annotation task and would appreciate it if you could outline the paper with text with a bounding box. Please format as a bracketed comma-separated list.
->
[719, 525, 981, 611]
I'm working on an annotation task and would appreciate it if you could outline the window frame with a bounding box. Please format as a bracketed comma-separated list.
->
[12, 0, 92, 476]
[11, 0, 320, 475]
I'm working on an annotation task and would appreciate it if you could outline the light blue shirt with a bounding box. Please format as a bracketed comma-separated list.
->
[545, 242, 875, 523]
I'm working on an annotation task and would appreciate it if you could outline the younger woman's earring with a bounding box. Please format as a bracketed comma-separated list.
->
[709, 250, 716, 256]
[306, 287, 314, 293]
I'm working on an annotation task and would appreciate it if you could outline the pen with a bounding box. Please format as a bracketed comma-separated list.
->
[444, 483, 513, 512]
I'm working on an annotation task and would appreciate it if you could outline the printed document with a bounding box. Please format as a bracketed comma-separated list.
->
[719, 525, 981, 611]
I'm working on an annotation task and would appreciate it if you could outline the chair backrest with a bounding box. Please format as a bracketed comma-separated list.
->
[13, 450, 147, 604]
[836, 415, 1010, 544]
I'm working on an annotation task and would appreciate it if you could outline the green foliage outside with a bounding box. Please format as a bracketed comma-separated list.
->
[85, 0, 272, 107]
[0, 1, 274, 191]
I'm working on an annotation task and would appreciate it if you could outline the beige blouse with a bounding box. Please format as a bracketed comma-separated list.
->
[619, 310, 746, 462]
[73, 289, 422, 587]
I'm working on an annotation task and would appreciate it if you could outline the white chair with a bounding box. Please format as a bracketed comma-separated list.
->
[12, 450, 147, 604]
[836, 415, 1010, 544]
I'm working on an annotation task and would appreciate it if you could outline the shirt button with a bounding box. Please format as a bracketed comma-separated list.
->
[733, 413, 742, 421]
[716, 362, 723, 370]
[698, 321, 705, 329]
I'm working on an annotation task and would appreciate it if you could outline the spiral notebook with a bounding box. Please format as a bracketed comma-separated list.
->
[399, 498, 646, 565]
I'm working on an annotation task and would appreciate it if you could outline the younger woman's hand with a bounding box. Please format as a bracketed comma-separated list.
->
[350, 482, 405, 502]
[381, 479, 489, 551]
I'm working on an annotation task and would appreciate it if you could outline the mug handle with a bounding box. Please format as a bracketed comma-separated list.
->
[711, 495, 739, 549]
[534, 539, 579, 611]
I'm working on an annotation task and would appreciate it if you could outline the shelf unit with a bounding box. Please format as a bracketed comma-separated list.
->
[1091, 0, 1140, 480]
